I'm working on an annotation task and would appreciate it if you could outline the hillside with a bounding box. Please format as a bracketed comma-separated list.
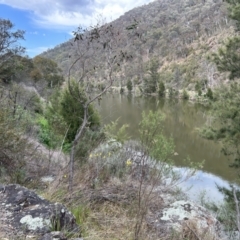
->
[40, 0, 233, 93]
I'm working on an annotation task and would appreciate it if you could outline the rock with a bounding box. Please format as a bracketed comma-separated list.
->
[39, 232, 84, 240]
[148, 200, 222, 239]
[39, 231, 67, 240]
[0, 184, 80, 239]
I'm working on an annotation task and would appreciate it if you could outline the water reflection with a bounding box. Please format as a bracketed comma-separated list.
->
[97, 94, 237, 183]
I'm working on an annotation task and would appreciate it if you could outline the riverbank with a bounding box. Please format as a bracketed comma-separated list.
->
[108, 85, 212, 102]
[40, 140, 226, 240]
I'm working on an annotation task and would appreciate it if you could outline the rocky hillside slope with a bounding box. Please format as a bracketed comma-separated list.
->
[40, 0, 232, 91]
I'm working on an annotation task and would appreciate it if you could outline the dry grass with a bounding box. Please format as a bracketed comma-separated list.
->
[41, 149, 220, 240]
[181, 219, 219, 240]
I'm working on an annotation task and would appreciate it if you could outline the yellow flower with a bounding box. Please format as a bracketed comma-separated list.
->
[90, 154, 92, 158]
[126, 159, 132, 167]
[64, 175, 67, 178]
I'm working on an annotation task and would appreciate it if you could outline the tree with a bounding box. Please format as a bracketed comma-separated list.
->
[225, 0, 240, 31]
[207, 0, 240, 170]
[0, 18, 25, 82]
[202, 83, 240, 171]
[203, 2, 240, 232]
[182, 89, 189, 100]
[127, 79, 133, 92]
[67, 21, 138, 191]
[195, 81, 202, 96]
[211, 0, 240, 80]
[206, 87, 213, 100]
[0, 106, 33, 183]
[144, 58, 160, 94]
[133, 110, 175, 239]
[60, 79, 100, 143]
[212, 37, 240, 80]
[32, 56, 64, 88]
[158, 81, 165, 97]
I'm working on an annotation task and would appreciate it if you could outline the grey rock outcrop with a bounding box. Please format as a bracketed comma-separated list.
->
[0, 184, 80, 240]
[148, 200, 224, 239]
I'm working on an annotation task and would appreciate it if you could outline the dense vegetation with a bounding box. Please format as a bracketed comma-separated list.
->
[2, 0, 240, 238]
[41, 0, 231, 95]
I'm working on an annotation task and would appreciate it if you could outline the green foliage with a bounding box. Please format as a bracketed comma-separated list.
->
[0, 108, 30, 183]
[199, 127, 216, 140]
[198, 89, 202, 96]
[210, 0, 240, 79]
[182, 89, 189, 100]
[206, 87, 213, 100]
[158, 81, 165, 97]
[104, 118, 129, 144]
[168, 87, 178, 98]
[40, 0, 229, 91]
[174, 57, 199, 85]
[144, 59, 159, 94]
[0, 18, 25, 83]
[202, 185, 240, 234]
[45, 81, 102, 162]
[225, 0, 240, 30]
[202, 83, 240, 171]
[60, 79, 100, 143]
[46, 89, 67, 137]
[71, 204, 90, 236]
[168, 87, 174, 98]
[36, 115, 60, 148]
[195, 81, 201, 92]
[212, 37, 240, 80]
[120, 87, 124, 94]
[97, 83, 106, 91]
[139, 110, 174, 161]
[127, 79, 133, 92]
[32, 56, 64, 87]
[75, 128, 104, 164]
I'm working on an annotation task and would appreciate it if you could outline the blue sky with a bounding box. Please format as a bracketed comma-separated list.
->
[0, 0, 154, 58]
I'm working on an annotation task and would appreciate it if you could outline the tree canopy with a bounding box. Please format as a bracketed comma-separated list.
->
[0, 18, 25, 82]
[206, 0, 240, 173]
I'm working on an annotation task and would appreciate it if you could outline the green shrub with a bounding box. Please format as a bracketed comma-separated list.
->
[120, 87, 124, 94]
[36, 115, 60, 148]
[182, 89, 189, 100]
[60, 79, 100, 143]
[71, 204, 90, 229]
[206, 87, 213, 100]
[104, 119, 129, 144]
[0, 108, 31, 183]
[127, 79, 133, 92]
[75, 129, 104, 165]
[158, 81, 165, 97]
[198, 89, 202, 96]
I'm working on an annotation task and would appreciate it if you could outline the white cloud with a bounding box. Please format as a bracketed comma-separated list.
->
[0, 0, 155, 29]
[26, 46, 52, 57]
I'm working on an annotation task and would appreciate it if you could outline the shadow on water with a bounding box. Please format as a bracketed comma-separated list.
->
[97, 94, 237, 186]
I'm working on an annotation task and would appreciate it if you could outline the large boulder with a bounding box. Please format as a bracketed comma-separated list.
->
[148, 200, 224, 239]
[0, 184, 81, 240]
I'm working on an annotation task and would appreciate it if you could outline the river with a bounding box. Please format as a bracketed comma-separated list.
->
[97, 93, 237, 202]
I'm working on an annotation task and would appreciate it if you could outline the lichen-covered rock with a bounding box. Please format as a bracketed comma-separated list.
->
[148, 200, 222, 239]
[0, 184, 80, 240]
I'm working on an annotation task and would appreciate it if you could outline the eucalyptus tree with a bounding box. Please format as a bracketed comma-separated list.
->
[0, 18, 25, 82]
[208, 0, 240, 171]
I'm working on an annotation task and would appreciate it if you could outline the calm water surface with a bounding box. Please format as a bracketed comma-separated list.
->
[97, 94, 237, 201]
